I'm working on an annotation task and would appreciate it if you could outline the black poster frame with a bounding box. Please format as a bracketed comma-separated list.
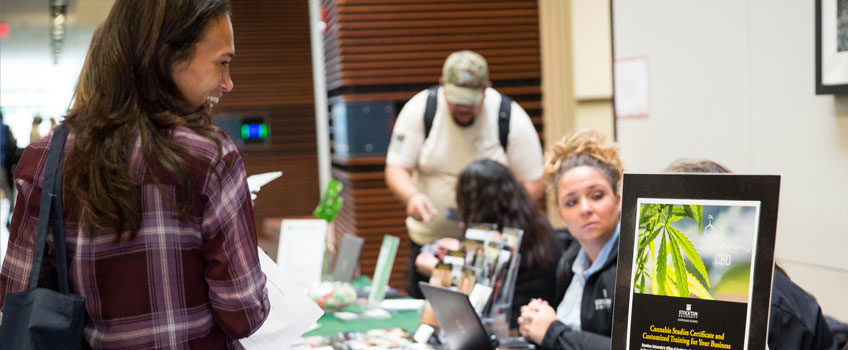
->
[611, 173, 780, 350]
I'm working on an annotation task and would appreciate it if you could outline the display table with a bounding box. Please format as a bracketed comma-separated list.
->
[303, 308, 420, 337]
[302, 276, 422, 337]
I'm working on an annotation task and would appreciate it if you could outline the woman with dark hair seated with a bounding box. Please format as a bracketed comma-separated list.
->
[413, 158, 560, 328]
[455, 158, 561, 328]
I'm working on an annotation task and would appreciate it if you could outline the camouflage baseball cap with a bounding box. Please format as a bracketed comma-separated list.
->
[441, 50, 488, 106]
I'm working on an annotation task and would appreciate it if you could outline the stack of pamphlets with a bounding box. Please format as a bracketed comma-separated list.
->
[424, 224, 523, 320]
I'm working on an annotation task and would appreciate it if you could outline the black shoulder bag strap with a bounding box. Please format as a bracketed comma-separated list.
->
[28, 124, 71, 293]
[1, 123, 85, 350]
[423, 86, 512, 150]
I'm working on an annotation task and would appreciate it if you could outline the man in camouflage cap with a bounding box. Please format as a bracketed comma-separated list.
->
[441, 50, 488, 114]
[385, 50, 544, 298]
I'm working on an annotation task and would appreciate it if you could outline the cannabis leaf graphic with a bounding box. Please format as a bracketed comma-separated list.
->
[634, 204, 713, 299]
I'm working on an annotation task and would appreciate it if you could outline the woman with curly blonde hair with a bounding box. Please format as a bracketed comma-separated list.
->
[517, 129, 621, 349]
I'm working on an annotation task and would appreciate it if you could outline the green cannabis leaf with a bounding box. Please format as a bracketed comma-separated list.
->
[634, 204, 712, 299]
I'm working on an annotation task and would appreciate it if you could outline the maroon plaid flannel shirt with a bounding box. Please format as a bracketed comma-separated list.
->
[0, 126, 269, 349]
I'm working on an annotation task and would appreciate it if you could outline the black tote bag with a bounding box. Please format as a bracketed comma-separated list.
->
[0, 124, 86, 349]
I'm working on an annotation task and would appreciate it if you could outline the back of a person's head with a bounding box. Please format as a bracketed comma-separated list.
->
[663, 158, 796, 278]
[456, 159, 524, 224]
[545, 129, 623, 194]
[665, 158, 731, 174]
[456, 158, 554, 269]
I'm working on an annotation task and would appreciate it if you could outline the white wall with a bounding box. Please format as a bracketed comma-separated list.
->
[571, 0, 615, 140]
[572, 0, 613, 101]
[614, 0, 848, 319]
[0, 23, 96, 147]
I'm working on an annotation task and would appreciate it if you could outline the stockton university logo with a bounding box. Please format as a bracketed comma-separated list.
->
[678, 304, 699, 323]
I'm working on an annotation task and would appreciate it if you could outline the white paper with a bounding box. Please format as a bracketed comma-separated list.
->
[413, 324, 435, 344]
[246, 171, 283, 194]
[333, 311, 360, 322]
[380, 298, 425, 311]
[362, 308, 391, 319]
[464, 228, 490, 241]
[614, 56, 650, 118]
[468, 283, 493, 314]
[240, 248, 324, 349]
[277, 219, 327, 289]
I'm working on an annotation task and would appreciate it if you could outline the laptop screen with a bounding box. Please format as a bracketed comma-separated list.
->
[419, 282, 495, 350]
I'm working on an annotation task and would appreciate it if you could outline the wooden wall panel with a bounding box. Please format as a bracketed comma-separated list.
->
[323, 0, 543, 293]
[224, 0, 315, 107]
[218, 106, 318, 158]
[244, 154, 321, 228]
[216, 0, 320, 250]
[323, 0, 541, 89]
[332, 168, 409, 289]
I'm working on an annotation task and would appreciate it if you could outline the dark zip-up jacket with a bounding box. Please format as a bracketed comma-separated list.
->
[539, 236, 617, 350]
[538, 237, 839, 350]
[768, 270, 837, 350]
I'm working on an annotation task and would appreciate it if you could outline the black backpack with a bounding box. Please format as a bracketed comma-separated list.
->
[422, 85, 512, 150]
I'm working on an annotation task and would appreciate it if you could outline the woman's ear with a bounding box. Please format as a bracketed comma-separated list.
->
[616, 193, 623, 213]
[458, 221, 466, 231]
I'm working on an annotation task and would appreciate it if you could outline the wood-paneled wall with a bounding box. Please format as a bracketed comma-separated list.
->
[323, 0, 543, 291]
[217, 0, 320, 248]
[331, 166, 409, 288]
[225, 0, 315, 107]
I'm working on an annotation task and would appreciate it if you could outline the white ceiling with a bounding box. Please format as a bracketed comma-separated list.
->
[0, 0, 113, 26]
[0, 0, 111, 132]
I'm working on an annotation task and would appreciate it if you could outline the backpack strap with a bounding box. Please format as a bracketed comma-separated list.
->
[498, 94, 512, 150]
[423, 85, 440, 139]
[424, 86, 513, 151]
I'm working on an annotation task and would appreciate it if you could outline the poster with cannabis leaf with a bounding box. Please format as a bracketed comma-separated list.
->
[633, 200, 759, 303]
[611, 174, 780, 350]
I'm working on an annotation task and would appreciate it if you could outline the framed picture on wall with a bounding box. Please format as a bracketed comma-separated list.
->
[816, 0, 848, 94]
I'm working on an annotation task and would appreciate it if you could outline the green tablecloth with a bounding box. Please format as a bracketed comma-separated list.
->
[303, 276, 421, 337]
[303, 308, 420, 337]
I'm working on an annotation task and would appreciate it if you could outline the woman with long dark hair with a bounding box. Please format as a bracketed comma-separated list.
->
[0, 1, 269, 348]
[455, 158, 560, 328]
